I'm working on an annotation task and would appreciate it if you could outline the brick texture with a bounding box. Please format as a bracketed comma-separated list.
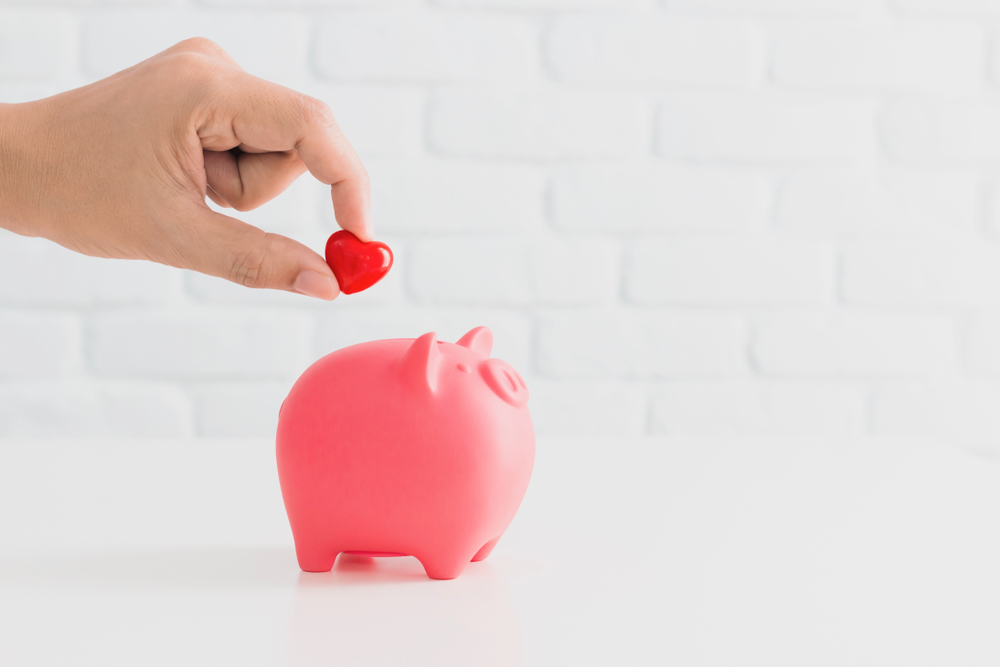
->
[545, 15, 763, 86]
[83, 9, 311, 81]
[552, 164, 768, 233]
[0, 10, 78, 82]
[772, 23, 984, 94]
[0, 312, 81, 379]
[664, 0, 868, 13]
[657, 93, 873, 162]
[2, 2, 999, 448]
[368, 159, 546, 233]
[626, 238, 835, 305]
[89, 311, 313, 379]
[429, 88, 649, 159]
[0, 232, 180, 306]
[752, 312, 958, 377]
[537, 309, 748, 379]
[410, 236, 619, 305]
[776, 170, 978, 237]
[315, 11, 537, 83]
[650, 381, 869, 435]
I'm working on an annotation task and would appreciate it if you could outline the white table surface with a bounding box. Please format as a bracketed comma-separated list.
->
[1, 436, 999, 666]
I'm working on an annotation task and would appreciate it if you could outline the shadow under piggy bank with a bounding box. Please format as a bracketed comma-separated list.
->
[285, 553, 534, 667]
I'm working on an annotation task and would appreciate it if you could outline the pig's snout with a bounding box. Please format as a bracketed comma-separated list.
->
[480, 359, 529, 407]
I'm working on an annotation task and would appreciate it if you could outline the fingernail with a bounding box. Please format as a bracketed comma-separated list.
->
[293, 270, 337, 300]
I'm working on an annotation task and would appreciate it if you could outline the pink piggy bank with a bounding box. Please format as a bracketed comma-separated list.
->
[276, 327, 535, 580]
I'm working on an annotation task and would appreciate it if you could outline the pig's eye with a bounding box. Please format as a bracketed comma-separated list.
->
[457, 363, 471, 373]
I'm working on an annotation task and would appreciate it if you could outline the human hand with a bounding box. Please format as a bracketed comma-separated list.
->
[0, 38, 371, 300]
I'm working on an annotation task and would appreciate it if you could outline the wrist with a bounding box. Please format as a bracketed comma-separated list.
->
[0, 101, 47, 238]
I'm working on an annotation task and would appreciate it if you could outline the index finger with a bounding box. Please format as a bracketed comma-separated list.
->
[199, 70, 373, 242]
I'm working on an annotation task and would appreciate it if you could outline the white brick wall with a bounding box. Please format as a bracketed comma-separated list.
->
[841, 241, 1000, 306]
[656, 93, 874, 162]
[0, 383, 192, 438]
[89, 310, 313, 379]
[879, 101, 1000, 163]
[775, 170, 978, 237]
[315, 11, 538, 83]
[0, 313, 81, 379]
[0, 233, 180, 306]
[299, 84, 424, 158]
[3, 0, 1000, 453]
[752, 312, 958, 377]
[315, 307, 533, 372]
[368, 159, 546, 233]
[650, 381, 870, 435]
[627, 238, 835, 305]
[537, 309, 747, 379]
[83, 10, 311, 81]
[409, 236, 619, 305]
[545, 15, 763, 86]
[552, 163, 769, 233]
[665, 0, 870, 13]
[771, 23, 985, 94]
[0, 10, 77, 82]
[890, 0, 1000, 17]
[428, 88, 649, 158]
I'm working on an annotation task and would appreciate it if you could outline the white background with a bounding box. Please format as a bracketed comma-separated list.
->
[4, 435, 999, 665]
[3, 0, 1000, 452]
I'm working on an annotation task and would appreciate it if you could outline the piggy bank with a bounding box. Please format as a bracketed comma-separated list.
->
[276, 327, 535, 580]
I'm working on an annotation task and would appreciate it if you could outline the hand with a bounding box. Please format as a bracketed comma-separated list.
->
[0, 38, 371, 300]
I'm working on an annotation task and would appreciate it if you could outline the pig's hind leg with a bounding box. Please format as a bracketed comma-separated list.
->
[471, 535, 501, 562]
[415, 547, 480, 580]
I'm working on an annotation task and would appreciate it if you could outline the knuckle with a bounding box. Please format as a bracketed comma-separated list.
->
[356, 161, 370, 186]
[229, 234, 270, 289]
[300, 95, 337, 130]
[160, 50, 199, 75]
[160, 51, 226, 89]
[231, 191, 266, 213]
[175, 37, 225, 57]
[346, 153, 370, 189]
[354, 161, 371, 192]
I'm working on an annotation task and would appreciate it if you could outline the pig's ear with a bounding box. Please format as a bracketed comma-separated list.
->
[402, 331, 442, 393]
[456, 326, 493, 357]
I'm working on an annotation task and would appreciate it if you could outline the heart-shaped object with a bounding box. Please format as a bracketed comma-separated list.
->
[324, 231, 393, 295]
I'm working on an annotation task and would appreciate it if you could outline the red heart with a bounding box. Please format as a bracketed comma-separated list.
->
[324, 231, 393, 295]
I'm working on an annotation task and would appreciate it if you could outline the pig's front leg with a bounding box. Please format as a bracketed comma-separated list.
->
[294, 538, 339, 573]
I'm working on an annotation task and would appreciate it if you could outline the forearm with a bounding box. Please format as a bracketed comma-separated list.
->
[0, 39, 367, 298]
[0, 101, 45, 238]
[0, 103, 17, 230]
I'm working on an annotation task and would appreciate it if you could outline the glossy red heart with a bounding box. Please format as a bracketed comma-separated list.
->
[324, 231, 393, 295]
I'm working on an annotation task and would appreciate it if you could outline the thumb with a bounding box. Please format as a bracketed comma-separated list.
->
[184, 207, 340, 300]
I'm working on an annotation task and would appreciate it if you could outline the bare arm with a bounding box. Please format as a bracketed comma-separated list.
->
[0, 38, 371, 300]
